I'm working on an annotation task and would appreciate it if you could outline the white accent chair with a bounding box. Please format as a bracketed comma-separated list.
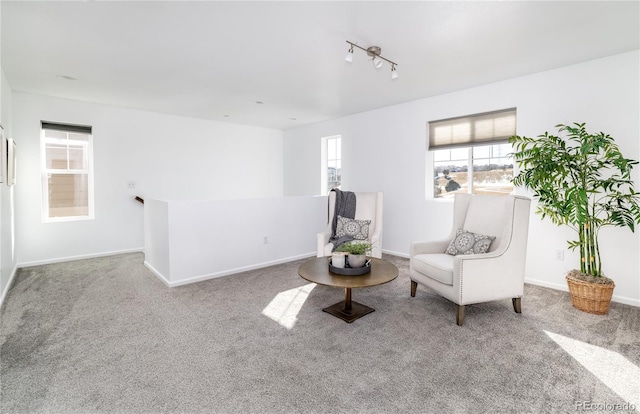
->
[317, 191, 383, 258]
[410, 193, 531, 326]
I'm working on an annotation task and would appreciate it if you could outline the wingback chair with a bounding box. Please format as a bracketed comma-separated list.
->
[410, 193, 531, 326]
[317, 191, 383, 258]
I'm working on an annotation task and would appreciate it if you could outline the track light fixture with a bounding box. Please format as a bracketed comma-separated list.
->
[345, 40, 398, 80]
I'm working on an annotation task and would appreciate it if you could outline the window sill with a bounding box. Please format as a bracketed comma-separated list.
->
[43, 215, 95, 224]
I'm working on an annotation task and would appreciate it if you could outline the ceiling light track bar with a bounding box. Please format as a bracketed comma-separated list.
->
[346, 41, 398, 67]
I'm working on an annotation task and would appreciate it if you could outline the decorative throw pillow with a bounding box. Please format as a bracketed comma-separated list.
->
[445, 229, 495, 256]
[335, 215, 371, 240]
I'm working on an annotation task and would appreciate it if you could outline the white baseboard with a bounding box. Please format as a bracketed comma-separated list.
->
[382, 249, 409, 258]
[143, 261, 172, 287]
[524, 277, 640, 307]
[145, 252, 317, 288]
[0, 264, 19, 309]
[17, 247, 144, 268]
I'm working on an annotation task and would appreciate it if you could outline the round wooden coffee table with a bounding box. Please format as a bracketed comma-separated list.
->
[298, 257, 399, 323]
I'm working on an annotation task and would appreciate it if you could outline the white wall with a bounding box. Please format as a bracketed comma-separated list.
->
[283, 50, 640, 306]
[12, 93, 284, 265]
[144, 195, 326, 286]
[0, 67, 19, 306]
[144, 199, 170, 280]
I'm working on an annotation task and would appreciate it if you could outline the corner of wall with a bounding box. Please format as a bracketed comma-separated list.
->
[0, 263, 18, 310]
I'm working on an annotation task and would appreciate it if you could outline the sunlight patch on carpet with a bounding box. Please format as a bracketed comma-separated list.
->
[262, 283, 316, 329]
[545, 330, 640, 407]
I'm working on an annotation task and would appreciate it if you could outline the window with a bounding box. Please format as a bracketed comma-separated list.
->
[41, 122, 94, 221]
[321, 135, 341, 194]
[428, 108, 516, 199]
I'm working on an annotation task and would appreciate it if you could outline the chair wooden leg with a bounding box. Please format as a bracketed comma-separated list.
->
[456, 305, 465, 326]
[512, 297, 522, 314]
[410, 280, 417, 297]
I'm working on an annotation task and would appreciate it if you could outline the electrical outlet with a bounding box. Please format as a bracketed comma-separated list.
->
[263, 236, 268, 245]
[127, 181, 136, 189]
[555, 250, 564, 261]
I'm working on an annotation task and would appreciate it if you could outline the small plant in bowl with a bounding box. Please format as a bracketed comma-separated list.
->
[335, 241, 373, 255]
[336, 242, 373, 267]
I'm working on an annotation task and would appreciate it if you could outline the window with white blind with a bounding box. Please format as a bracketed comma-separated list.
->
[428, 108, 516, 198]
[41, 122, 94, 221]
[321, 135, 341, 194]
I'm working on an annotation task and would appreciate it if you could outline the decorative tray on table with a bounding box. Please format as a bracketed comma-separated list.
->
[328, 259, 372, 276]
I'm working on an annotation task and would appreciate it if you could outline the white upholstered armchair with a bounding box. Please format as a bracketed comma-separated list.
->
[410, 193, 531, 326]
[317, 191, 383, 258]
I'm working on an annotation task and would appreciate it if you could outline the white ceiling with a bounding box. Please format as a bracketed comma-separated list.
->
[2, 1, 638, 130]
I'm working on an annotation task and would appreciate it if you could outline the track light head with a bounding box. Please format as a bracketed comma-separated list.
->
[345, 52, 353, 63]
[345, 44, 354, 62]
[367, 46, 384, 69]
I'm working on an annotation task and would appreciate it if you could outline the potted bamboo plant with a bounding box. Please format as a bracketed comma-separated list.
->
[509, 123, 640, 314]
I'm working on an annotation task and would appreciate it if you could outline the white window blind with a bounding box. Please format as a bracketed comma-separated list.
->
[428, 108, 517, 150]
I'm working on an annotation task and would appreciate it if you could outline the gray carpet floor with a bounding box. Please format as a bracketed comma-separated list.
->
[1, 252, 639, 414]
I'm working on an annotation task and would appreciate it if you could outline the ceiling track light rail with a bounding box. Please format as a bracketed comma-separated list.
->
[345, 40, 398, 79]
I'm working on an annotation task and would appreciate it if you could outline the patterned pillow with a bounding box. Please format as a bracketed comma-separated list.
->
[336, 215, 371, 240]
[445, 229, 495, 256]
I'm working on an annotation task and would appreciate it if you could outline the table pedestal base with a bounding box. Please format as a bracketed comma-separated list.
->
[323, 301, 374, 323]
[322, 288, 375, 323]
[298, 258, 399, 324]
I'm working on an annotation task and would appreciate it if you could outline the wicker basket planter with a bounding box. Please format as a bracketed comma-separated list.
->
[566, 271, 615, 315]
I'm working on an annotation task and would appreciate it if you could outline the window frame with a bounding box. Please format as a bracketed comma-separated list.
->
[41, 122, 95, 223]
[431, 143, 514, 199]
[321, 135, 341, 195]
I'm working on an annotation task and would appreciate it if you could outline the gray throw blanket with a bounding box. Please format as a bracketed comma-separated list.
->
[328, 189, 356, 251]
